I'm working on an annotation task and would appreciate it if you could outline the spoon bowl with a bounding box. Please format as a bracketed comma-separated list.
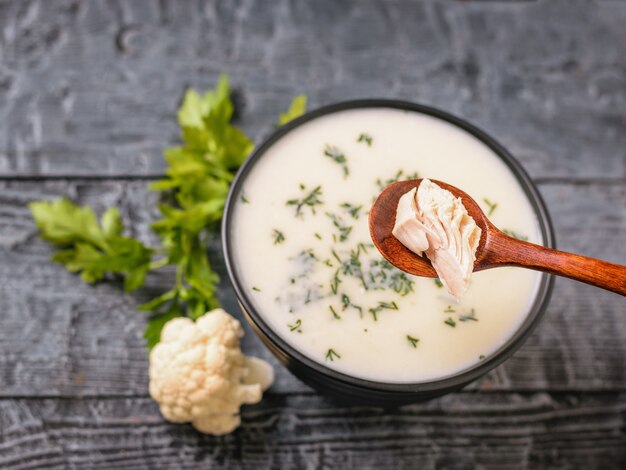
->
[369, 178, 626, 296]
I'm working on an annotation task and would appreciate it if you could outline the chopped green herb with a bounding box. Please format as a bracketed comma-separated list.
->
[325, 348, 341, 361]
[326, 212, 353, 242]
[329, 305, 341, 320]
[368, 301, 399, 321]
[288, 319, 302, 332]
[341, 293, 363, 316]
[444, 317, 456, 328]
[286, 185, 323, 217]
[314, 232, 322, 240]
[340, 202, 363, 219]
[324, 259, 333, 267]
[331, 249, 343, 265]
[272, 229, 285, 245]
[368, 259, 414, 296]
[376, 170, 403, 190]
[358, 242, 372, 254]
[376, 169, 419, 190]
[479, 355, 486, 360]
[252, 286, 261, 292]
[387, 269, 414, 296]
[342, 247, 368, 290]
[240, 194, 250, 204]
[444, 305, 456, 313]
[459, 309, 478, 322]
[483, 198, 498, 216]
[434, 278, 443, 288]
[503, 229, 529, 241]
[323, 145, 349, 177]
[330, 269, 341, 295]
[357, 133, 373, 146]
[407, 335, 420, 348]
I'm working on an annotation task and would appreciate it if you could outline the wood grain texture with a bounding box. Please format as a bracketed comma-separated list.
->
[0, 0, 624, 178]
[1, 0, 625, 467]
[0, 179, 624, 398]
[0, 393, 624, 470]
[485, 231, 626, 296]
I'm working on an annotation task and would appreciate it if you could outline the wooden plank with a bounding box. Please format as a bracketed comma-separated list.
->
[0, 179, 624, 397]
[0, 0, 624, 178]
[0, 393, 624, 469]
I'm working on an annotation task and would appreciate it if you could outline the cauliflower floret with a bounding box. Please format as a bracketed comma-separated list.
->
[149, 308, 274, 435]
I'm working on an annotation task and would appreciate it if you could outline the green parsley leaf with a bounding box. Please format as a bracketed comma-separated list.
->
[278, 95, 307, 126]
[29, 199, 154, 292]
[30, 74, 308, 350]
[144, 301, 182, 350]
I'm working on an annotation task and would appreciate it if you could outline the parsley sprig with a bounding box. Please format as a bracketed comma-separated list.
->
[28, 201, 154, 292]
[30, 75, 306, 349]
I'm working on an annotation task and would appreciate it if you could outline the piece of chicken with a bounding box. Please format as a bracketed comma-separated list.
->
[392, 179, 481, 300]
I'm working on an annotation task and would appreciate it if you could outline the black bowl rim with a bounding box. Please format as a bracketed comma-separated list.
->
[222, 99, 555, 394]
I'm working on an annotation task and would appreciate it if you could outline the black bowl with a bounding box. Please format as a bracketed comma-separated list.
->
[222, 100, 555, 406]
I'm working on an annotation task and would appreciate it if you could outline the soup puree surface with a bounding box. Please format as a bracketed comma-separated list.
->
[231, 108, 543, 383]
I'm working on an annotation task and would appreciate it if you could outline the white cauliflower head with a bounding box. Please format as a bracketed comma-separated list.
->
[149, 308, 274, 435]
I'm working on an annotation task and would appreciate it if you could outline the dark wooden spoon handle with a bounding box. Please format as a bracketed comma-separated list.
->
[483, 230, 626, 296]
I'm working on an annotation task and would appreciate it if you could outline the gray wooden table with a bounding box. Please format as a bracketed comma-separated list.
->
[1, 1, 625, 468]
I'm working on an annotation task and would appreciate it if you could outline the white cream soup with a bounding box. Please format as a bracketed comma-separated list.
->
[231, 108, 543, 383]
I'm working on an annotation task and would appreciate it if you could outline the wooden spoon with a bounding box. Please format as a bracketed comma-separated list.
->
[369, 179, 626, 296]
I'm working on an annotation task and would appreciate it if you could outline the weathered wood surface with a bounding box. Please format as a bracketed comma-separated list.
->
[0, 0, 624, 179]
[0, 180, 624, 399]
[1, 393, 625, 470]
[1, 0, 625, 468]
